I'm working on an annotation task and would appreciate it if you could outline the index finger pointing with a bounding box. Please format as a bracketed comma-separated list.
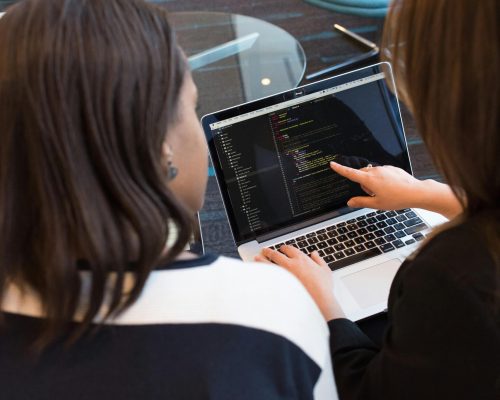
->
[330, 161, 367, 184]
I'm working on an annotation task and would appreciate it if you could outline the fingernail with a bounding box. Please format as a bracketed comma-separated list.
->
[347, 200, 354, 207]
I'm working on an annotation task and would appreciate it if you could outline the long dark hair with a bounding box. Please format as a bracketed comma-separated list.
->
[0, 0, 192, 347]
[382, 1, 499, 269]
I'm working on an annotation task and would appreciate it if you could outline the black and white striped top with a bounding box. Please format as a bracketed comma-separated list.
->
[0, 254, 338, 400]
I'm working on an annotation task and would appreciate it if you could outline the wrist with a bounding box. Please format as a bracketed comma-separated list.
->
[414, 179, 462, 219]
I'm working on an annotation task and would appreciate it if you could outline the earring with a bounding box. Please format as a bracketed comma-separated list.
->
[164, 145, 178, 181]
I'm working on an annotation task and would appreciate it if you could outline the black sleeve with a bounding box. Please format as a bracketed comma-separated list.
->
[328, 230, 500, 400]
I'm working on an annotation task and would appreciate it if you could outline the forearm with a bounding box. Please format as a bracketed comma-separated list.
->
[414, 179, 463, 220]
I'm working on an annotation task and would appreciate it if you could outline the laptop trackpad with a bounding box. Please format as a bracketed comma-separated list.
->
[341, 259, 401, 309]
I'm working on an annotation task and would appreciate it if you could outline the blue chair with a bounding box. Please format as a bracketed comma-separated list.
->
[304, 0, 389, 18]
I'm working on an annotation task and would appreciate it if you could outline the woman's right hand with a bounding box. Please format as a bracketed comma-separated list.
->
[330, 161, 462, 219]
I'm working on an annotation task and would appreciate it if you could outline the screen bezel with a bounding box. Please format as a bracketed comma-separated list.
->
[202, 62, 413, 245]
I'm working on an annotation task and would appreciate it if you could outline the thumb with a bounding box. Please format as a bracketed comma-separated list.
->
[347, 196, 378, 209]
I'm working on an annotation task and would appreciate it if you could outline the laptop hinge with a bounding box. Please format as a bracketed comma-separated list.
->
[255, 207, 357, 243]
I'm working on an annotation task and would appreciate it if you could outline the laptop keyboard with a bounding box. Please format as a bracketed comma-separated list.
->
[267, 209, 428, 271]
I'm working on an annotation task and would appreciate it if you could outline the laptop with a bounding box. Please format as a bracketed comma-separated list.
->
[202, 62, 446, 321]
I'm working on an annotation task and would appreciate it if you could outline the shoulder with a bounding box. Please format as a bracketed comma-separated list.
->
[404, 220, 496, 287]
[391, 220, 498, 329]
[116, 255, 330, 368]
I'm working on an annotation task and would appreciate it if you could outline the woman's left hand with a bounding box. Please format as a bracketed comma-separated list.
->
[255, 246, 345, 321]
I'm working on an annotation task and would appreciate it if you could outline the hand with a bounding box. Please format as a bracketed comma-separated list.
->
[255, 246, 345, 321]
[330, 161, 462, 219]
[330, 161, 426, 211]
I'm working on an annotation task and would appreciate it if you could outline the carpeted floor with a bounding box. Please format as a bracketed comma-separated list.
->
[0, 0, 440, 258]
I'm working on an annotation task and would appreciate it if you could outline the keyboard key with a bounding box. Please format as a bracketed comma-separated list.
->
[337, 222, 346, 227]
[374, 230, 385, 237]
[347, 231, 358, 239]
[393, 240, 405, 248]
[367, 212, 376, 217]
[397, 208, 411, 214]
[413, 232, 425, 241]
[365, 240, 376, 249]
[404, 217, 423, 228]
[317, 233, 328, 241]
[405, 211, 417, 219]
[285, 239, 296, 245]
[386, 211, 397, 217]
[345, 240, 355, 248]
[396, 215, 407, 222]
[405, 238, 416, 245]
[357, 220, 368, 227]
[347, 218, 356, 224]
[334, 251, 346, 259]
[354, 244, 366, 252]
[297, 240, 308, 248]
[334, 243, 346, 251]
[354, 237, 366, 244]
[357, 228, 368, 235]
[306, 233, 316, 238]
[394, 231, 406, 239]
[326, 226, 336, 232]
[327, 247, 383, 271]
[356, 215, 367, 220]
[324, 247, 334, 255]
[296, 236, 306, 241]
[376, 221, 388, 229]
[381, 243, 395, 253]
[338, 234, 348, 242]
[276, 243, 285, 249]
[327, 238, 338, 246]
[376, 214, 388, 221]
[367, 217, 377, 224]
[365, 233, 376, 240]
[337, 227, 348, 234]
[324, 255, 334, 263]
[318, 250, 325, 257]
[317, 229, 326, 234]
[384, 226, 396, 234]
[385, 234, 396, 242]
[344, 248, 355, 256]
[394, 223, 405, 230]
[367, 225, 377, 232]
[376, 210, 385, 214]
[306, 245, 318, 253]
[317, 242, 328, 249]
[347, 224, 358, 231]
[307, 237, 318, 244]
[327, 231, 337, 238]
[386, 218, 397, 225]
[404, 223, 427, 235]
[374, 238, 386, 245]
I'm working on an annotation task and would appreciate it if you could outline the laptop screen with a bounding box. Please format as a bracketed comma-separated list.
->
[202, 63, 412, 244]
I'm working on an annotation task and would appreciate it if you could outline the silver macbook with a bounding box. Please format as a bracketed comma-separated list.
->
[202, 63, 446, 321]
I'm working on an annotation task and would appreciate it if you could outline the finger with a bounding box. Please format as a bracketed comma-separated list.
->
[347, 196, 378, 209]
[262, 247, 291, 267]
[279, 244, 306, 258]
[254, 254, 273, 264]
[330, 161, 367, 184]
[310, 251, 327, 267]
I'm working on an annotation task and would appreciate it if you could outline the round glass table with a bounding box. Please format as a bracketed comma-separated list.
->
[170, 12, 306, 117]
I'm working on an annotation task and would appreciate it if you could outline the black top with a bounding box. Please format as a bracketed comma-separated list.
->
[0, 254, 337, 399]
[329, 220, 500, 400]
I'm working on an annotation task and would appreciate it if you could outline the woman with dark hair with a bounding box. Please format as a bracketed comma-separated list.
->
[0, 1, 337, 398]
[260, 0, 499, 399]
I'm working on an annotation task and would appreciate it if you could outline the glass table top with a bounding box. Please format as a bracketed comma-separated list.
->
[170, 12, 306, 116]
